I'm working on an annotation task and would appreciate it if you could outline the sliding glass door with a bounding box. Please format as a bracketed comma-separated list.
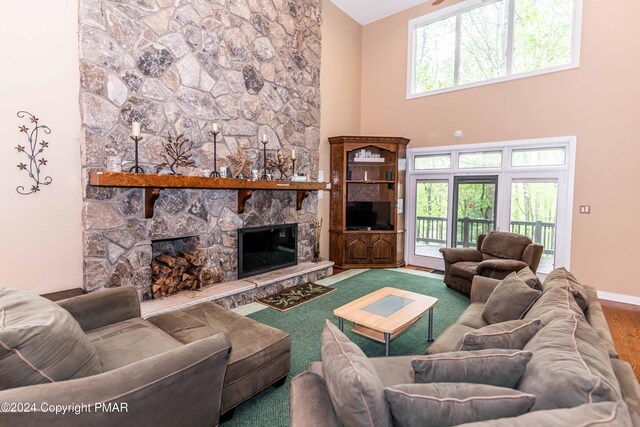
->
[508, 179, 558, 273]
[452, 176, 498, 248]
[414, 180, 449, 259]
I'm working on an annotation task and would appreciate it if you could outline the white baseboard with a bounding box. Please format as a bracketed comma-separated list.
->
[597, 291, 640, 306]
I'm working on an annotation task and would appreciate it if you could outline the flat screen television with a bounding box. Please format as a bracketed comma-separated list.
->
[346, 201, 393, 230]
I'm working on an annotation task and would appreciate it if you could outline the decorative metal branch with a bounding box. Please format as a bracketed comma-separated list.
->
[226, 148, 252, 178]
[313, 217, 323, 262]
[155, 131, 196, 175]
[267, 150, 291, 180]
[15, 111, 52, 195]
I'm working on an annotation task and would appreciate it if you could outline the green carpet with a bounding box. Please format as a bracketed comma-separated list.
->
[225, 268, 469, 426]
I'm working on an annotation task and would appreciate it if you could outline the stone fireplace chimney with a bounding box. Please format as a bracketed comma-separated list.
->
[79, 0, 322, 299]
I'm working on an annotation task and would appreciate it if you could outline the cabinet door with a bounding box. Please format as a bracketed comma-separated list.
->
[344, 235, 370, 264]
[370, 235, 395, 264]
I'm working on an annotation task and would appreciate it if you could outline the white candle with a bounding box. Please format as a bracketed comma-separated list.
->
[261, 134, 268, 143]
[291, 149, 296, 160]
[131, 121, 141, 138]
[211, 123, 219, 133]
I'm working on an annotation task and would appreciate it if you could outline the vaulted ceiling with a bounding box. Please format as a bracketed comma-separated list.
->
[329, 0, 426, 25]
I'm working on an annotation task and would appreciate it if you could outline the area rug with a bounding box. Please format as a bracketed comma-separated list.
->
[258, 283, 336, 311]
[225, 268, 469, 427]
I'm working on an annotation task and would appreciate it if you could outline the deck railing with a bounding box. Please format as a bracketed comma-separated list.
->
[416, 216, 555, 254]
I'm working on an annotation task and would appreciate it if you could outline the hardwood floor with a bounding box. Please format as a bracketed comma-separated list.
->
[331, 265, 640, 380]
[601, 300, 640, 380]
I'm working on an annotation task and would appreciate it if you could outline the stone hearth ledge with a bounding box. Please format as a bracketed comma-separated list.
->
[141, 260, 334, 318]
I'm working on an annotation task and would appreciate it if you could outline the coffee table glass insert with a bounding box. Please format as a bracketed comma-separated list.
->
[362, 295, 415, 317]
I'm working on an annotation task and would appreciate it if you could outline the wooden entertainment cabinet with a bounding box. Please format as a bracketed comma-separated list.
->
[329, 136, 409, 269]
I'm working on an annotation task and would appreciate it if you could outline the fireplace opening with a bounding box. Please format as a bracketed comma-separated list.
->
[238, 223, 298, 279]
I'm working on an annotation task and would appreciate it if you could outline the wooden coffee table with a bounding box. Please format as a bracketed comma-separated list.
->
[333, 287, 438, 356]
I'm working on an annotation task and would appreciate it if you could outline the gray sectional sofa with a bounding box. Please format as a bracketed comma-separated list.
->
[290, 268, 640, 426]
[0, 286, 290, 426]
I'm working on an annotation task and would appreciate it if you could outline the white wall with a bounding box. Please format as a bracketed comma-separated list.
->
[0, 2, 83, 294]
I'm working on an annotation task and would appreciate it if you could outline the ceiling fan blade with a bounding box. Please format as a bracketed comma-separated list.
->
[432, 0, 446, 5]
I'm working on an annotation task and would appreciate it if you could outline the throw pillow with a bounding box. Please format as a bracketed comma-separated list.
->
[482, 273, 542, 324]
[460, 318, 542, 351]
[519, 313, 621, 411]
[384, 383, 536, 427]
[515, 267, 542, 290]
[412, 349, 532, 388]
[320, 319, 392, 427]
[0, 288, 103, 391]
[457, 401, 632, 426]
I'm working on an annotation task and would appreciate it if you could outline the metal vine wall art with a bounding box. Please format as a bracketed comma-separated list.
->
[15, 111, 52, 195]
[155, 131, 196, 175]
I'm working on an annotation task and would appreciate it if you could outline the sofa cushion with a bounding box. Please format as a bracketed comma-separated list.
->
[515, 267, 542, 290]
[148, 302, 290, 387]
[427, 322, 476, 354]
[525, 270, 586, 326]
[321, 320, 392, 427]
[450, 261, 480, 280]
[384, 383, 535, 427]
[480, 231, 532, 260]
[585, 285, 619, 359]
[0, 288, 103, 390]
[88, 317, 181, 371]
[519, 313, 621, 410]
[482, 274, 541, 324]
[369, 356, 416, 386]
[412, 349, 532, 388]
[543, 267, 589, 311]
[457, 303, 489, 329]
[456, 401, 632, 426]
[460, 319, 542, 351]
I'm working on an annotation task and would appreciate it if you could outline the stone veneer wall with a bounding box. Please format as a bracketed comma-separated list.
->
[78, 0, 322, 298]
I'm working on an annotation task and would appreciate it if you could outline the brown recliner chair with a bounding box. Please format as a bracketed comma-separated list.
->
[439, 231, 543, 295]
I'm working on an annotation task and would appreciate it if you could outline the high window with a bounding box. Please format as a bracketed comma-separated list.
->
[408, 0, 582, 97]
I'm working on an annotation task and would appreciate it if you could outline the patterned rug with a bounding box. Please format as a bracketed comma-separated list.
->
[258, 283, 336, 311]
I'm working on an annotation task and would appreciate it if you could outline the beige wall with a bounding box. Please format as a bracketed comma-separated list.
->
[320, 0, 363, 259]
[0, 2, 83, 294]
[360, 0, 640, 297]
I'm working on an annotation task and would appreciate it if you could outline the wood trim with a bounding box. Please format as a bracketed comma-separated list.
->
[237, 189, 253, 214]
[352, 317, 421, 343]
[144, 188, 161, 219]
[89, 171, 330, 218]
[329, 136, 410, 146]
[89, 171, 329, 191]
[296, 190, 309, 210]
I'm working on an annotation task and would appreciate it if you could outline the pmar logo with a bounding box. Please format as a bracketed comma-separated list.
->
[95, 403, 129, 412]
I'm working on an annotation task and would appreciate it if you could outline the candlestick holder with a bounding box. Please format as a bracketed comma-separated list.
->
[129, 136, 145, 173]
[261, 138, 269, 179]
[209, 129, 220, 177]
[291, 158, 296, 177]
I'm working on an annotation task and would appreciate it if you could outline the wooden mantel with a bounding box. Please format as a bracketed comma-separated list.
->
[89, 171, 330, 218]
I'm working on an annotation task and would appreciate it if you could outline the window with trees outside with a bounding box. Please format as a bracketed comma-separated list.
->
[408, 0, 582, 97]
[406, 139, 575, 276]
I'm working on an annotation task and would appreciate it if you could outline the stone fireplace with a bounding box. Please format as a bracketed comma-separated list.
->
[79, 0, 322, 300]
